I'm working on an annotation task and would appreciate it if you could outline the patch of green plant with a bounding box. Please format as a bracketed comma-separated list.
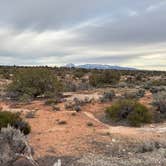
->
[153, 91, 166, 114]
[89, 70, 120, 87]
[0, 111, 31, 135]
[7, 68, 62, 101]
[106, 99, 152, 127]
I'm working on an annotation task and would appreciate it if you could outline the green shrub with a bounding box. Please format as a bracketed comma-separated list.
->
[100, 90, 115, 102]
[151, 80, 166, 86]
[8, 68, 62, 101]
[13, 121, 31, 135]
[74, 69, 86, 78]
[0, 111, 31, 135]
[153, 91, 166, 114]
[124, 89, 145, 99]
[127, 103, 152, 126]
[45, 98, 59, 105]
[25, 111, 36, 119]
[89, 70, 120, 87]
[0, 68, 11, 79]
[106, 99, 152, 126]
[150, 86, 165, 94]
[124, 91, 138, 99]
[137, 89, 145, 98]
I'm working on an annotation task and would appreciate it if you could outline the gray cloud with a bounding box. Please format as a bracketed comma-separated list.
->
[0, 0, 165, 70]
[0, 0, 159, 30]
[73, 4, 166, 45]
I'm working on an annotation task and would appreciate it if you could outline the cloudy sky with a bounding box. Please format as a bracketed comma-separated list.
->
[0, 0, 166, 70]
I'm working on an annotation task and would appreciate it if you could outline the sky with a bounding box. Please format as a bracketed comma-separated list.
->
[0, 0, 166, 70]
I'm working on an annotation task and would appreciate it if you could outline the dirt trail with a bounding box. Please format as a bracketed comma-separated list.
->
[84, 111, 158, 137]
[81, 91, 166, 139]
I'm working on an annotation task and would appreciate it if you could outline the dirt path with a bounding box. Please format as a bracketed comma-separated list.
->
[83, 110, 163, 138]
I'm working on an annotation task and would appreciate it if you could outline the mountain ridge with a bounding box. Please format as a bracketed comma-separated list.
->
[64, 63, 137, 70]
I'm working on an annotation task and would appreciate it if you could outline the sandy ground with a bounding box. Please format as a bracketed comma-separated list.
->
[1, 90, 166, 165]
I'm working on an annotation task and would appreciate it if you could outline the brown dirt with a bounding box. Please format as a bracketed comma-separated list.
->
[0, 91, 165, 160]
[139, 90, 153, 107]
[20, 100, 108, 158]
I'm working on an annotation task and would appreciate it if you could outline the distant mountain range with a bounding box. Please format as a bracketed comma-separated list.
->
[64, 63, 137, 70]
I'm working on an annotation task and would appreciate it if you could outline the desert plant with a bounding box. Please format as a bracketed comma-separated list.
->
[73, 105, 81, 112]
[0, 111, 31, 135]
[89, 70, 120, 87]
[137, 89, 145, 98]
[124, 89, 145, 99]
[150, 86, 165, 94]
[151, 79, 166, 86]
[124, 91, 138, 99]
[118, 82, 127, 88]
[63, 81, 77, 92]
[25, 111, 36, 119]
[13, 121, 31, 135]
[127, 103, 152, 126]
[45, 98, 59, 105]
[8, 68, 62, 101]
[153, 91, 166, 114]
[106, 99, 152, 126]
[73, 69, 86, 78]
[100, 90, 115, 102]
[65, 97, 92, 111]
[0, 126, 37, 166]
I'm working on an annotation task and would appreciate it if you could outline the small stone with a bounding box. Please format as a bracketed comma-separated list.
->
[112, 138, 116, 142]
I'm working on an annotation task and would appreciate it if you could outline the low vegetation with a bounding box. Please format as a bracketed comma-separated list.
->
[89, 70, 120, 87]
[106, 99, 152, 126]
[153, 91, 166, 115]
[100, 90, 115, 102]
[124, 89, 145, 99]
[7, 68, 62, 101]
[0, 66, 166, 166]
[0, 111, 31, 135]
[0, 126, 36, 166]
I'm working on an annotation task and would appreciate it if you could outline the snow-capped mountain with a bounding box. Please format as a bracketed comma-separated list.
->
[64, 64, 137, 70]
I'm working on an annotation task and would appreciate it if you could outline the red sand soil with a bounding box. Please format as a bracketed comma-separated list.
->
[0, 91, 165, 159]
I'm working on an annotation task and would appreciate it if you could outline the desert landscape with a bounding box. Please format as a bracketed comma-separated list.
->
[0, 66, 166, 166]
[0, 1, 166, 165]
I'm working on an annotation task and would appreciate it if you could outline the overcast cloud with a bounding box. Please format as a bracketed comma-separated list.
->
[0, 0, 165, 70]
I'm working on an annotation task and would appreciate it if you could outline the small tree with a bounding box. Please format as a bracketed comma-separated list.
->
[8, 68, 62, 101]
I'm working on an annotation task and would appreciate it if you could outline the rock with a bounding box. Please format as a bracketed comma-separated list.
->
[112, 138, 116, 142]
[12, 158, 34, 166]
